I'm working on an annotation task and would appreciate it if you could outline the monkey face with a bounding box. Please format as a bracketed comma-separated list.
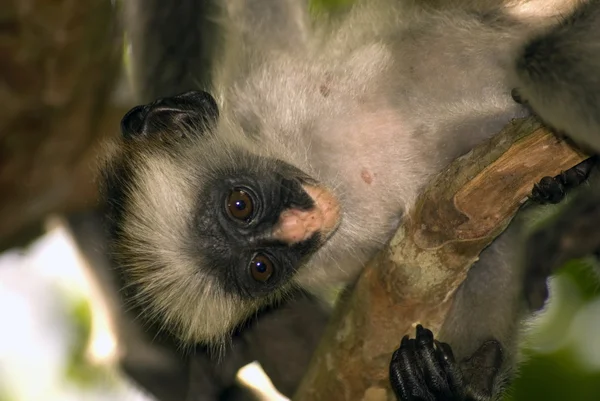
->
[191, 159, 341, 299]
[101, 91, 341, 344]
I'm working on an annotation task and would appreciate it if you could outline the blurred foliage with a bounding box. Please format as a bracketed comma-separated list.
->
[63, 298, 106, 387]
[506, 263, 600, 401]
[0, 389, 15, 401]
[508, 351, 600, 401]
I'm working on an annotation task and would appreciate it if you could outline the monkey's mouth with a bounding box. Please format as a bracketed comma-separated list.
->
[272, 184, 341, 245]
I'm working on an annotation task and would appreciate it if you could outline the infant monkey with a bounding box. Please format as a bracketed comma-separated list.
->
[103, 0, 600, 399]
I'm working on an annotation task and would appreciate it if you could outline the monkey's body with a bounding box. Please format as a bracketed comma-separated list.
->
[215, 7, 527, 296]
[105, 0, 600, 400]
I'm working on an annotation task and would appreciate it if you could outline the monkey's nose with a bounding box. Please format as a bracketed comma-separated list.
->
[272, 185, 341, 244]
[272, 208, 321, 244]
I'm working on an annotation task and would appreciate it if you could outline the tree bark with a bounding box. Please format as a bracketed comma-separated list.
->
[293, 117, 588, 401]
[0, 0, 124, 250]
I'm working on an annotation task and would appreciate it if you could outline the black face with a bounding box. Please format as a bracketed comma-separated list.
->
[189, 156, 321, 299]
[106, 91, 324, 301]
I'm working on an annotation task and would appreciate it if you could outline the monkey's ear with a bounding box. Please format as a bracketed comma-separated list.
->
[120, 91, 219, 140]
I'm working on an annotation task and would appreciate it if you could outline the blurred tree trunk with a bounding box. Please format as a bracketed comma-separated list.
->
[0, 0, 124, 250]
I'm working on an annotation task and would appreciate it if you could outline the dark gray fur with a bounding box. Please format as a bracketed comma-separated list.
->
[124, 0, 223, 101]
[514, 0, 600, 152]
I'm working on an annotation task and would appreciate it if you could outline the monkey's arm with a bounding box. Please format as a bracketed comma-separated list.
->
[514, 0, 600, 152]
[512, 0, 600, 315]
[124, 0, 224, 101]
[125, 0, 310, 102]
[390, 160, 600, 401]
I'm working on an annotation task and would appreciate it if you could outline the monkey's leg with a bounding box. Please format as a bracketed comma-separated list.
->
[423, 167, 600, 400]
[513, 0, 600, 153]
[430, 225, 527, 401]
[125, 0, 309, 102]
[124, 0, 224, 102]
[387, 216, 529, 401]
[389, 159, 600, 400]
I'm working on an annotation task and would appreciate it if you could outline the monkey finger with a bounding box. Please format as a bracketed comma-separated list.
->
[433, 340, 469, 400]
[531, 176, 565, 204]
[390, 336, 436, 401]
[414, 325, 455, 399]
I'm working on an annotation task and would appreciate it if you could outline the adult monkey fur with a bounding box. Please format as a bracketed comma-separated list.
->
[102, 0, 600, 400]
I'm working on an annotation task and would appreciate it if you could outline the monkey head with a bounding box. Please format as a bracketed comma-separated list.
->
[101, 91, 341, 345]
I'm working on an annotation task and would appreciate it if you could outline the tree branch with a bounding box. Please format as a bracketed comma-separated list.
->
[293, 117, 588, 401]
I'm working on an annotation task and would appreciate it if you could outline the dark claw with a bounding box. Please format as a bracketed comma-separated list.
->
[435, 341, 455, 364]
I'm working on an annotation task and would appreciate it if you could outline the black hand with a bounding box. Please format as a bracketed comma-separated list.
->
[390, 326, 502, 401]
[389, 325, 466, 401]
[530, 157, 597, 205]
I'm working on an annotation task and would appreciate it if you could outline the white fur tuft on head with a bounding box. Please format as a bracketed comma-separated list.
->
[112, 139, 286, 345]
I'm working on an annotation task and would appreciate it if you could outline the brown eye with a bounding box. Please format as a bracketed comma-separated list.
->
[249, 254, 273, 282]
[227, 188, 254, 221]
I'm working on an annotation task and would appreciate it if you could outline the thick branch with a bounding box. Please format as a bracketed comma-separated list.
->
[293, 117, 588, 401]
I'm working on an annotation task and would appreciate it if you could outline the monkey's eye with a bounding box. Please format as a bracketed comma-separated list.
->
[249, 254, 273, 282]
[227, 188, 254, 221]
